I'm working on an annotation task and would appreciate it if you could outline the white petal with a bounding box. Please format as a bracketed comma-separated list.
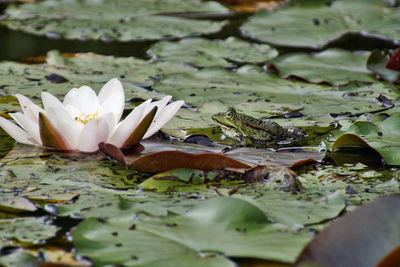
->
[101, 112, 116, 136]
[98, 78, 124, 104]
[143, 100, 184, 139]
[78, 117, 109, 153]
[0, 116, 34, 145]
[107, 99, 151, 147]
[15, 94, 44, 122]
[144, 95, 172, 120]
[46, 107, 83, 150]
[64, 104, 80, 120]
[41, 92, 65, 112]
[98, 79, 124, 121]
[66, 85, 100, 115]
[9, 112, 42, 145]
[63, 88, 79, 107]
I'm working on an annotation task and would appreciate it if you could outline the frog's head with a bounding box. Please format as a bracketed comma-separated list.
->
[211, 108, 240, 129]
[212, 108, 243, 140]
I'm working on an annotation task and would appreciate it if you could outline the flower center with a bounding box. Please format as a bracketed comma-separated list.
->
[75, 110, 99, 125]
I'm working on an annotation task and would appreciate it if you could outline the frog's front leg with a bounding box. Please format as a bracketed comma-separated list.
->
[221, 140, 247, 153]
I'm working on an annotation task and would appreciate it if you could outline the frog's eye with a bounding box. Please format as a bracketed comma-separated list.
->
[226, 110, 234, 119]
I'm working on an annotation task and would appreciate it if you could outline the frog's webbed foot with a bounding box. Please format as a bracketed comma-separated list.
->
[221, 139, 249, 152]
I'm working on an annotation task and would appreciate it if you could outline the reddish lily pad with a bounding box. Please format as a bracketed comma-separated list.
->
[130, 150, 252, 173]
[386, 48, 400, 71]
[98, 143, 127, 166]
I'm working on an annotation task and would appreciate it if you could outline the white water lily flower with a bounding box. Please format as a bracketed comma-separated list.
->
[0, 78, 184, 152]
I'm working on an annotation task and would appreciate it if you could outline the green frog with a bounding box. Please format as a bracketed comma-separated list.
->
[211, 108, 306, 148]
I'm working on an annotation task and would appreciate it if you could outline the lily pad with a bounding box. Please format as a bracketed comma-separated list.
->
[148, 37, 278, 67]
[241, 0, 400, 48]
[295, 195, 400, 267]
[0, 51, 204, 139]
[367, 49, 400, 83]
[2, 0, 228, 41]
[0, 197, 37, 213]
[153, 65, 393, 117]
[269, 49, 374, 85]
[73, 198, 311, 266]
[0, 216, 59, 245]
[333, 114, 400, 165]
[241, 190, 345, 226]
[130, 150, 251, 173]
[0, 249, 40, 267]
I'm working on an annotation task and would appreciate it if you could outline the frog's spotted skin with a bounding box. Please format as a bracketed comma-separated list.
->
[211, 108, 305, 148]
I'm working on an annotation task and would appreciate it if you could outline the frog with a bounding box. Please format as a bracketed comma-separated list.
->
[211, 108, 306, 148]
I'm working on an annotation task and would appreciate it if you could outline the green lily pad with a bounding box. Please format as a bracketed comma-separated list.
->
[241, 190, 345, 226]
[153, 65, 392, 117]
[269, 49, 374, 85]
[367, 49, 400, 83]
[0, 51, 194, 109]
[0, 216, 59, 245]
[2, 0, 228, 41]
[0, 249, 40, 267]
[73, 198, 311, 266]
[148, 37, 278, 67]
[241, 0, 400, 48]
[0, 197, 37, 213]
[333, 114, 400, 165]
[0, 51, 202, 138]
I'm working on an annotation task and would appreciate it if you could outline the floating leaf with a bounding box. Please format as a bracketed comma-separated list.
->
[241, 0, 400, 48]
[98, 143, 127, 166]
[153, 65, 393, 117]
[148, 37, 278, 67]
[130, 150, 252, 173]
[2, 0, 228, 41]
[0, 249, 40, 267]
[0, 216, 59, 245]
[0, 197, 37, 213]
[73, 198, 311, 266]
[367, 49, 400, 83]
[295, 195, 400, 267]
[386, 48, 400, 71]
[269, 49, 374, 85]
[217, 0, 286, 12]
[333, 114, 400, 165]
[238, 190, 345, 226]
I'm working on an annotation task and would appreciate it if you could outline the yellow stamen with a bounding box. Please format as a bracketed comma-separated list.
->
[75, 110, 99, 124]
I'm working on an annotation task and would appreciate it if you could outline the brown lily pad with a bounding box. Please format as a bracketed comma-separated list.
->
[295, 195, 400, 267]
[130, 150, 252, 173]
